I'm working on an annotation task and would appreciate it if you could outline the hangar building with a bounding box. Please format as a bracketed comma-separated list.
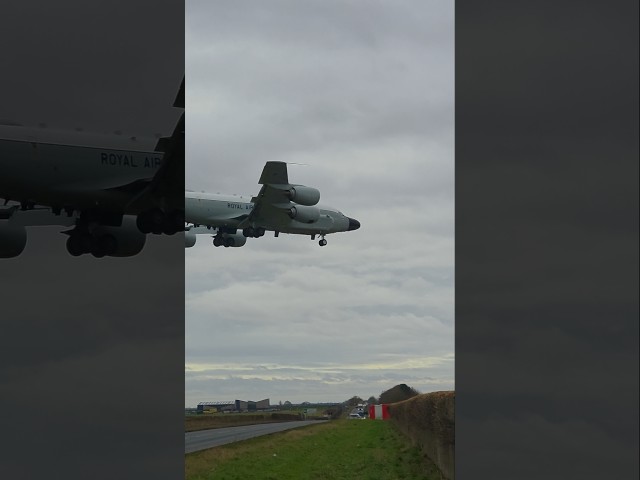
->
[197, 398, 270, 413]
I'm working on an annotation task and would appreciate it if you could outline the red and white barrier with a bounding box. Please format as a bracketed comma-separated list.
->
[368, 404, 390, 420]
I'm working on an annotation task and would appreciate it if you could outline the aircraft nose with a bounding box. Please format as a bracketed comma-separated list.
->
[347, 217, 360, 231]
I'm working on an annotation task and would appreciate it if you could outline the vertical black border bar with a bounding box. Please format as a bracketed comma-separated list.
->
[0, 2, 184, 478]
[456, 1, 638, 478]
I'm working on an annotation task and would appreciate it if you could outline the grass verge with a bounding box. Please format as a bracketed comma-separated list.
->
[185, 420, 441, 480]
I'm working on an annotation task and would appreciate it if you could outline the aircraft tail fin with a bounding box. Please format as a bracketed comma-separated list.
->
[258, 161, 288, 185]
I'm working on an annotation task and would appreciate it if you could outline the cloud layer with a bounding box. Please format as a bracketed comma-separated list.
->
[186, 0, 454, 405]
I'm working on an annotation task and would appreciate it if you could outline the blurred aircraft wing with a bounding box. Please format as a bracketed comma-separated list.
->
[126, 77, 184, 213]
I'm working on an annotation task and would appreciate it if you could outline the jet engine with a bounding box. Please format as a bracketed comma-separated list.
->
[66, 216, 146, 257]
[0, 223, 27, 258]
[94, 218, 147, 257]
[288, 205, 320, 223]
[286, 185, 320, 206]
[185, 230, 196, 248]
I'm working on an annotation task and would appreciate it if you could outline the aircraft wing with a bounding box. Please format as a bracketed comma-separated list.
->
[238, 161, 299, 230]
[150, 76, 184, 197]
[186, 224, 219, 235]
[125, 77, 184, 213]
[1, 205, 76, 227]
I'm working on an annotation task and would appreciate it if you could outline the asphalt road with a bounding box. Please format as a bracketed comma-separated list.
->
[185, 420, 328, 454]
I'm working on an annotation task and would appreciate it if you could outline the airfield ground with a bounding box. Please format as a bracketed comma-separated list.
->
[185, 419, 440, 480]
[185, 411, 316, 432]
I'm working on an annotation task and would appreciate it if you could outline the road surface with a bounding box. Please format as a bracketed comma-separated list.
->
[185, 420, 327, 454]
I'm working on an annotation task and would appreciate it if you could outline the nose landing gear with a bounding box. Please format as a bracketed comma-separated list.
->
[311, 233, 327, 246]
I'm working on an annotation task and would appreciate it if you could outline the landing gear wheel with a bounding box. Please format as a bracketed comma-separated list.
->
[162, 210, 184, 235]
[224, 237, 235, 247]
[66, 231, 93, 256]
[213, 236, 223, 247]
[136, 211, 153, 234]
[79, 233, 92, 253]
[66, 235, 84, 256]
[243, 227, 265, 238]
[162, 219, 178, 235]
[151, 215, 164, 234]
[137, 209, 165, 234]
[66, 230, 117, 257]
[90, 243, 106, 258]
[96, 234, 117, 255]
[319, 239, 327, 247]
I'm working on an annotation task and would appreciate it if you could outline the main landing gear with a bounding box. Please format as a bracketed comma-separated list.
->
[213, 235, 235, 247]
[65, 228, 116, 257]
[242, 226, 265, 238]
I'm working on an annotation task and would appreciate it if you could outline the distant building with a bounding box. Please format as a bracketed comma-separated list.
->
[196, 401, 235, 413]
[236, 398, 270, 412]
[197, 399, 270, 413]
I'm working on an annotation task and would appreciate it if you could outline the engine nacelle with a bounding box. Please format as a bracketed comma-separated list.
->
[185, 230, 196, 248]
[286, 185, 320, 206]
[288, 205, 320, 223]
[93, 216, 146, 257]
[0, 222, 27, 258]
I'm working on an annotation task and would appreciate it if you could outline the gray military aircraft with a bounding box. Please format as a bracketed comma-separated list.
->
[0, 78, 184, 258]
[185, 161, 360, 248]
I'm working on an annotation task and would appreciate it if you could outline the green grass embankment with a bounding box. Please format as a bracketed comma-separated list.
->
[185, 419, 441, 480]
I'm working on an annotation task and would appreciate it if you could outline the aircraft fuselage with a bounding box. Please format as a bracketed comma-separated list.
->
[0, 129, 163, 214]
[185, 191, 351, 235]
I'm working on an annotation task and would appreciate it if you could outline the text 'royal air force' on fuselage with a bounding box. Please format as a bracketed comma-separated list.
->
[185, 161, 360, 249]
[0, 78, 184, 259]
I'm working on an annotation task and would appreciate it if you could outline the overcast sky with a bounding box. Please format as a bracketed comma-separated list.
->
[185, 0, 454, 406]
